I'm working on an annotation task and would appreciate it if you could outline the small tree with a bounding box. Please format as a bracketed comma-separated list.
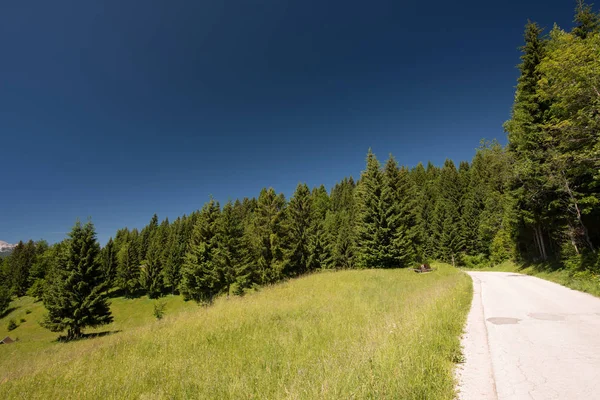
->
[0, 285, 11, 317]
[42, 220, 113, 341]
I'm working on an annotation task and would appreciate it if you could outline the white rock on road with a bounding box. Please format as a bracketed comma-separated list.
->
[456, 271, 600, 400]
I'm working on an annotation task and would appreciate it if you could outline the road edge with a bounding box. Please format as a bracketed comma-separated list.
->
[455, 272, 498, 400]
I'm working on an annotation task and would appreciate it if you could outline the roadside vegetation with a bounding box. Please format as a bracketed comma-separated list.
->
[464, 261, 600, 298]
[0, 265, 471, 400]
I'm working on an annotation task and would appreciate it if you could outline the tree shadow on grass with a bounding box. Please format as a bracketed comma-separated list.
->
[56, 330, 122, 343]
[0, 307, 18, 319]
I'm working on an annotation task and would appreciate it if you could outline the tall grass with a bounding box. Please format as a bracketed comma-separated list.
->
[0, 264, 471, 399]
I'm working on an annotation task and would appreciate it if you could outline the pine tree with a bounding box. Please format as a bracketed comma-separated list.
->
[180, 199, 221, 303]
[355, 150, 410, 268]
[140, 214, 159, 261]
[141, 234, 165, 298]
[163, 218, 185, 294]
[383, 157, 417, 267]
[285, 183, 313, 276]
[101, 238, 118, 290]
[504, 21, 552, 261]
[42, 220, 113, 340]
[307, 185, 331, 270]
[247, 188, 287, 284]
[214, 201, 245, 296]
[326, 177, 356, 268]
[0, 284, 10, 317]
[117, 239, 140, 298]
[573, 0, 600, 39]
[432, 160, 464, 265]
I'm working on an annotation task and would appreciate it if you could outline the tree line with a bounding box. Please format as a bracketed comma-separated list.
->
[0, 1, 598, 338]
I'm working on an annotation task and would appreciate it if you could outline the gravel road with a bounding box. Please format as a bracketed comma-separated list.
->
[456, 271, 600, 399]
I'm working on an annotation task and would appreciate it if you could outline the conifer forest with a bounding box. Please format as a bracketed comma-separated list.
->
[1, 3, 599, 340]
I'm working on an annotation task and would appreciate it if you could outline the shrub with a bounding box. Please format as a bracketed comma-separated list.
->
[153, 300, 167, 320]
[462, 254, 491, 269]
[7, 319, 17, 331]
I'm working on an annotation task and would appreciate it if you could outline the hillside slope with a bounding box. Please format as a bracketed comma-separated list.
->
[0, 264, 471, 399]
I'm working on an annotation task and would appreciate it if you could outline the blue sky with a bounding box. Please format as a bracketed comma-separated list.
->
[0, 0, 575, 245]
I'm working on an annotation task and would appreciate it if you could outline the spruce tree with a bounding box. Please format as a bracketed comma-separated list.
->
[101, 238, 118, 290]
[116, 241, 140, 298]
[163, 218, 185, 294]
[504, 21, 552, 261]
[285, 183, 313, 276]
[326, 177, 356, 268]
[214, 201, 245, 296]
[432, 160, 464, 265]
[180, 199, 221, 303]
[307, 185, 331, 270]
[355, 150, 409, 268]
[573, 0, 600, 39]
[42, 220, 113, 340]
[248, 188, 287, 284]
[383, 157, 417, 267]
[141, 234, 165, 298]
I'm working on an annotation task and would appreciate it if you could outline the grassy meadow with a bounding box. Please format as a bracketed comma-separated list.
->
[0, 264, 472, 399]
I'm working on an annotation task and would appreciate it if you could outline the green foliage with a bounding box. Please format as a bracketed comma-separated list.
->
[247, 188, 288, 284]
[285, 183, 313, 276]
[573, 0, 600, 39]
[355, 151, 413, 268]
[42, 220, 113, 340]
[101, 238, 118, 289]
[214, 201, 246, 295]
[0, 285, 11, 317]
[180, 199, 221, 303]
[153, 299, 167, 320]
[117, 241, 140, 298]
[432, 160, 464, 263]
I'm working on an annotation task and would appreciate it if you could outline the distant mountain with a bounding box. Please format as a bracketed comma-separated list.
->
[0, 241, 16, 258]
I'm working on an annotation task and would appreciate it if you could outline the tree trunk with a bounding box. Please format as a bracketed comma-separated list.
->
[534, 225, 548, 261]
[563, 174, 595, 252]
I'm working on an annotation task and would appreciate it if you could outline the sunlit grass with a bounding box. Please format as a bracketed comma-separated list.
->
[0, 264, 471, 399]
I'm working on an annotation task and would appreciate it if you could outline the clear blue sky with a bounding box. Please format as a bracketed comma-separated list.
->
[0, 0, 575, 245]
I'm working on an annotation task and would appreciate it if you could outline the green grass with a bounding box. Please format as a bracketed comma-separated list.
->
[463, 260, 600, 297]
[0, 264, 472, 399]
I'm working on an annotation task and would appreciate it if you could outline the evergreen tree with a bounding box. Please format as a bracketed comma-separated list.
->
[383, 157, 417, 266]
[141, 234, 165, 298]
[285, 183, 313, 276]
[0, 284, 10, 317]
[180, 199, 221, 303]
[307, 185, 331, 270]
[139, 213, 159, 261]
[326, 177, 356, 268]
[163, 218, 185, 294]
[504, 21, 552, 261]
[101, 238, 118, 290]
[573, 0, 600, 39]
[117, 239, 140, 298]
[247, 188, 287, 284]
[42, 220, 113, 340]
[214, 201, 245, 296]
[432, 160, 464, 265]
[355, 150, 410, 268]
